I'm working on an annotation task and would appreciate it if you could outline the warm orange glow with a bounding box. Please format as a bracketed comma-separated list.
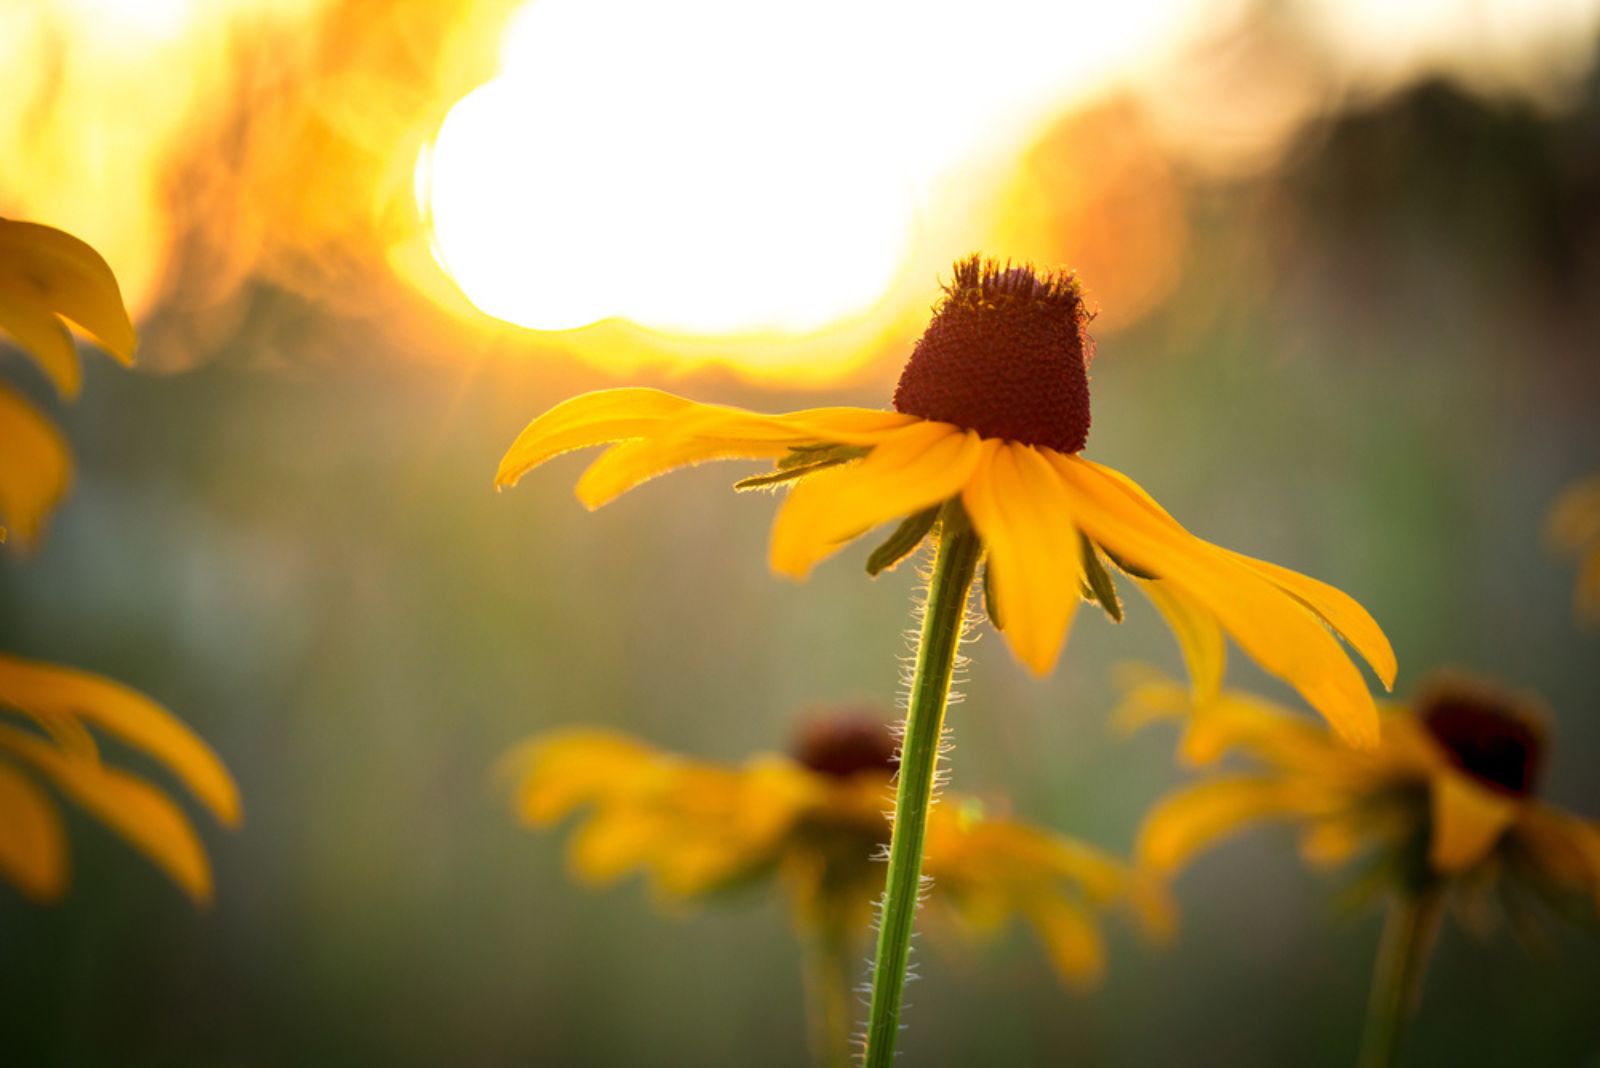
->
[421, 0, 1208, 375]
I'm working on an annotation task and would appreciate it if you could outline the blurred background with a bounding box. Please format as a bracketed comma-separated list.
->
[3, 0, 1599, 1063]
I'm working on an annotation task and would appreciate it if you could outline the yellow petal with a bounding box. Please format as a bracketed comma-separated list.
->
[500, 729, 655, 824]
[1024, 895, 1106, 988]
[1137, 776, 1297, 874]
[961, 442, 1080, 675]
[0, 383, 72, 549]
[495, 388, 702, 488]
[1223, 550, 1397, 690]
[0, 276, 80, 397]
[769, 420, 980, 578]
[1052, 456, 1379, 747]
[575, 435, 788, 509]
[0, 219, 137, 364]
[1428, 771, 1518, 874]
[0, 726, 214, 903]
[0, 760, 66, 900]
[0, 653, 240, 826]
[1134, 578, 1225, 706]
[1546, 473, 1600, 550]
[567, 807, 661, 885]
[1108, 664, 1194, 736]
[1515, 803, 1600, 911]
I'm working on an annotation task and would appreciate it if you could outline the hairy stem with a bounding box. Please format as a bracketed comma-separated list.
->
[1357, 882, 1447, 1068]
[863, 508, 981, 1067]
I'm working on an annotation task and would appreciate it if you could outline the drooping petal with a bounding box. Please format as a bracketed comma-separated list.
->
[1052, 455, 1379, 747]
[1428, 771, 1518, 874]
[961, 442, 1081, 675]
[0, 219, 137, 364]
[0, 760, 66, 900]
[769, 421, 980, 578]
[0, 276, 80, 397]
[1134, 578, 1225, 706]
[496, 389, 705, 487]
[1222, 550, 1396, 690]
[575, 435, 791, 508]
[0, 384, 72, 549]
[0, 653, 240, 826]
[1138, 776, 1300, 874]
[1024, 895, 1107, 988]
[500, 729, 656, 824]
[0, 727, 214, 903]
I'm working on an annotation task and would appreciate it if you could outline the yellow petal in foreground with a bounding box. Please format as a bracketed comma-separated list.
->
[0, 761, 67, 901]
[0, 726, 215, 903]
[0, 219, 138, 387]
[0, 384, 72, 549]
[1135, 578, 1225, 706]
[769, 421, 979, 578]
[1427, 772, 1519, 874]
[0, 653, 240, 826]
[961, 441, 1081, 675]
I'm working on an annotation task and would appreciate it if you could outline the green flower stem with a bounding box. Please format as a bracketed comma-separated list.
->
[864, 507, 982, 1068]
[803, 912, 856, 1068]
[1357, 882, 1448, 1068]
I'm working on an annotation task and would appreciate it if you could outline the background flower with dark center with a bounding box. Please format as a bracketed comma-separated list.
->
[1122, 667, 1600, 1067]
[0, 220, 239, 904]
[494, 254, 1393, 1063]
[502, 709, 1171, 1067]
[1548, 472, 1600, 624]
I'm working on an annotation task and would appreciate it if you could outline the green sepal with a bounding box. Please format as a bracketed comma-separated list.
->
[865, 505, 940, 576]
[1079, 533, 1124, 623]
[733, 445, 869, 491]
[1101, 545, 1159, 581]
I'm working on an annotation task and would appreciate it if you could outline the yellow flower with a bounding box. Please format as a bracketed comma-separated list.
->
[1123, 666, 1600, 915]
[0, 652, 241, 904]
[496, 256, 1394, 744]
[1548, 472, 1600, 623]
[502, 709, 1169, 988]
[0, 218, 137, 547]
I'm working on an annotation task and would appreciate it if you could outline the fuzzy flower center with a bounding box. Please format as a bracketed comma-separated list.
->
[791, 710, 898, 781]
[893, 254, 1095, 453]
[1419, 682, 1545, 797]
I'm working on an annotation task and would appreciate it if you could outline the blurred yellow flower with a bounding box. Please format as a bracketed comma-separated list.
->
[0, 653, 241, 904]
[1122, 666, 1600, 914]
[0, 220, 239, 907]
[497, 255, 1393, 745]
[502, 710, 1170, 989]
[0, 218, 137, 547]
[1548, 472, 1600, 623]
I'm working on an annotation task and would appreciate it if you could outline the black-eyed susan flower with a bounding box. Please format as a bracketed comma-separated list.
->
[0, 218, 137, 547]
[1123, 667, 1600, 1067]
[495, 255, 1393, 1063]
[503, 709, 1169, 1067]
[1548, 472, 1600, 624]
[0, 653, 241, 903]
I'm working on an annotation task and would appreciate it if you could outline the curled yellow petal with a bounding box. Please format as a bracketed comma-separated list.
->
[575, 435, 788, 509]
[0, 219, 137, 365]
[769, 421, 980, 578]
[0, 384, 72, 550]
[0, 726, 214, 904]
[961, 442, 1080, 675]
[0, 653, 240, 826]
[495, 388, 703, 488]
[0, 276, 79, 398]
[1224, 550, 1396, 690]
[0, 760, 66, 901]
[1428, 771, 1518, 874]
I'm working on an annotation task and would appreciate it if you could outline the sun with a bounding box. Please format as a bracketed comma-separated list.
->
[420, 0, 1195, 347]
